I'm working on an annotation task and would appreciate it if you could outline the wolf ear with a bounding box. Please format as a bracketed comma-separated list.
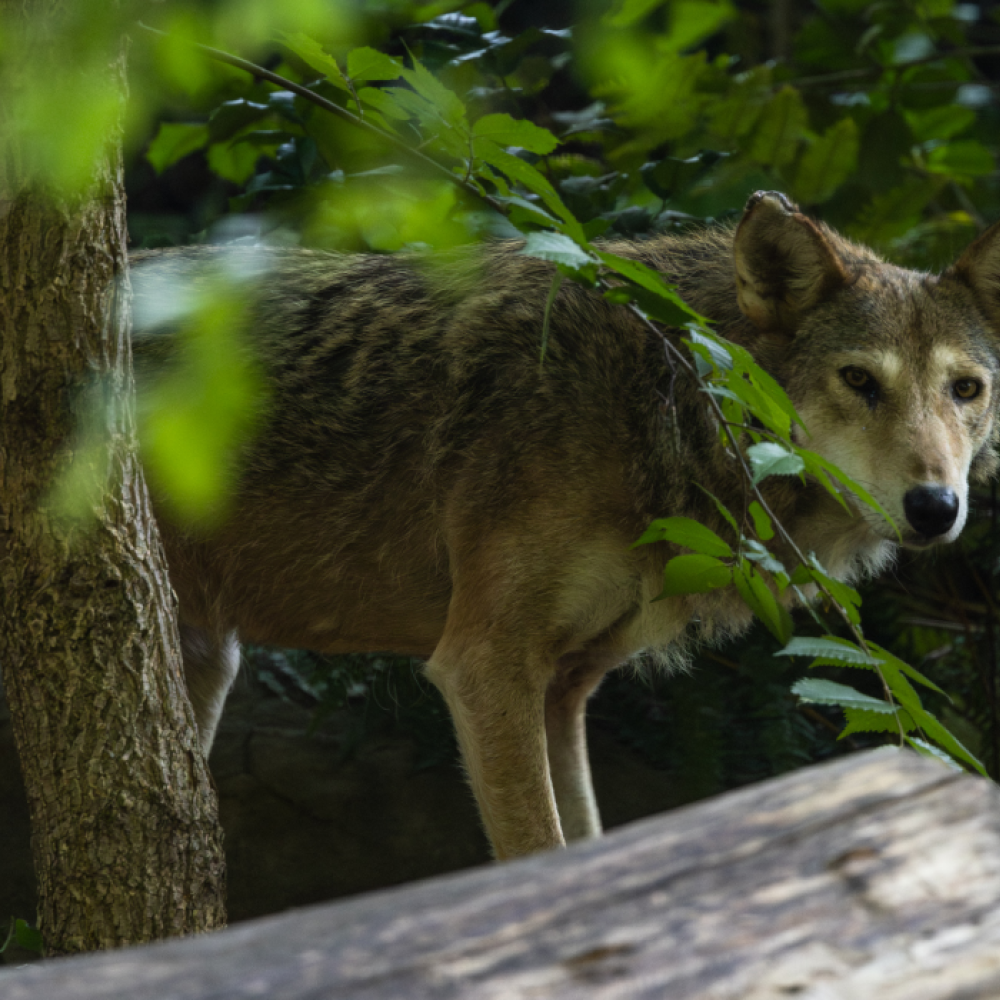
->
[948, 219, 1000, 328]
[733, 191, 851, 333]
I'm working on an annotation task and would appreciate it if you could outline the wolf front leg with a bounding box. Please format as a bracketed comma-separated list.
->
[179, 622, 241, 754]
[427, 633, 564, 859]
[544, 654, 612, 842]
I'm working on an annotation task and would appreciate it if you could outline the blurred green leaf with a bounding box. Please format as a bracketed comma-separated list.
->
[146, 122, 209, 174]
[793, 118, 858, 205]
[749, 86, 808, 168]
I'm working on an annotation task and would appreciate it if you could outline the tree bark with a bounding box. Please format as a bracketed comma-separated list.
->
[0, 9, 226, 955]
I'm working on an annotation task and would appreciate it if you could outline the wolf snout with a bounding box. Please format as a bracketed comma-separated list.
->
[903, 485, 959, 539]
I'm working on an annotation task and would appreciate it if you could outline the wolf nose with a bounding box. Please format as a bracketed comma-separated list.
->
[903, 486, 959, 538]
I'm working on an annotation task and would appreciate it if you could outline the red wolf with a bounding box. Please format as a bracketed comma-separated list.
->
[133, 192, 1000, 858]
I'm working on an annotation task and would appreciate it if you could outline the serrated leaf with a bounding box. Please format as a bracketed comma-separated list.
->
[793, 118, 858, 205]
[402, 59, 467, 127]
[685, 329, 734, 371]
[747, 442, 805, 484]
[750, 86, 808, 168]
[908, 706, 987, 776]
[473, 113, 558, 154]
[146, 123, 209, 175]
[348, 46, 404, 82]
[792, 677, 891, 711]
[906, 737, 964, 771]
[655, 554, 732, 599]
[596, 252, 704, 325]
[520, 232, 596, 269]
[632, 517, 733, 557]
[354, 87, 410, 121]
[866, 641, 946, 696]
[283, 34, 349, 90]
[777, 636, 878, 665]
[842, 706, 916, 738]
[474, 141, 583, 240]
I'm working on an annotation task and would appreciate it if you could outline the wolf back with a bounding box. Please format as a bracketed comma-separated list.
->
[131, 192, 1000, 859]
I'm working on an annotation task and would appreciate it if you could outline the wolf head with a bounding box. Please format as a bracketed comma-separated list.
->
[733, 191, 1000, 550]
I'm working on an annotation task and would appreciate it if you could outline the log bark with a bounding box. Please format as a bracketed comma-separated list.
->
[2, 750, 999, 998]
[0, 8, 226, 954]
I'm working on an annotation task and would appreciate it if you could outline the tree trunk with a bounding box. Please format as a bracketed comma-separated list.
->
[0, 10, 226, 955]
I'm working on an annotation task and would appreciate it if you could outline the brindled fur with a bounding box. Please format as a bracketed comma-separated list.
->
[131, 192, 1000, 857]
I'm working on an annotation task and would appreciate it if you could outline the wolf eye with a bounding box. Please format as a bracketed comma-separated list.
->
[953, 378, 981, 401]
[841, 366, 875, 391]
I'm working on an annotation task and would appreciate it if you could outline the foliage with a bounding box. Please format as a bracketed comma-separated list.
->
[0, 917, 43, 955]
[5, 0, 1000, 784]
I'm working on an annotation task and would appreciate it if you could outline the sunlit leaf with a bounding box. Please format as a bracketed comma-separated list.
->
[655, 554, 732, 599]
[747, 442, 805, 484]
[633, 517, 733, 557]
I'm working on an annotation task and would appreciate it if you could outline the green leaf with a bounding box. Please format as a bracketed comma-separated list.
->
[596, 252, 705, 324]
[866, 641, 946, 696]
[748, 501, 774, 540]
[146, 123, 209, 175]
[656, 554, 732, 599]
[696, 485, 739, 535]
[908, 707, 987, 776]
[747, 442, 805, 484]
[348, 46, 404, 83]
[926, 140, 994, 179]
[734, 564, 792, 643]
[473, 114, 558, 154]
[604, 0, 665, 27]
[401, 59, 467, 128]
[749, 86, 808, 168]
[520, 232, 596, 269]
[632, 517, 733, 557]
[207, 141, 260, 184]
[906, 737, 964, 771]
[906, 106, 975, 142]
[685, 330, 734, 372]
[14, 919, 42, 953]
[777, 636, 879, 665]
[797, 449, 898, 537]
[842, 707, 916, 738]
[793, 118, 858, 205]
[208, 100, 270, 143]
[792, 677, 892, 711]
[474, 141, 584, 240]
[283, 34, 350, 89]
[354, 88, 411, 121]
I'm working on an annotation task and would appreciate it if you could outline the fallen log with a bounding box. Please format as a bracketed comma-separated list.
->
[3, 749, 999, 999]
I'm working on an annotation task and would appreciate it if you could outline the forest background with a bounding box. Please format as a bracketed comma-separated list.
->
[4, 0, 1000, 954]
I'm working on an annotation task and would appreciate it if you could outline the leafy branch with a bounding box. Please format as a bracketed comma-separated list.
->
[136, 23, 987, 777]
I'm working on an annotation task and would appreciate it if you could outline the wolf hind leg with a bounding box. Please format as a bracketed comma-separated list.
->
[426, 627, 563, 859]
[179, 622, 241, 755]
[545, 655, 611, 842]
